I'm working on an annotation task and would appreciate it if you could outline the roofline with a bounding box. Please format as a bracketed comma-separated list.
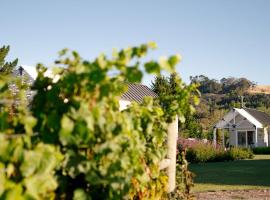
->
[215, 108, 263, 129]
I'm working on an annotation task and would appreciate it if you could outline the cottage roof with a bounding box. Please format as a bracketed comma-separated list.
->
[244, 108, 270, 126]
[17, 66, 158, 103]
[215, 107, 270, 129]
[121, 83, 158, 103]
[13, 66, 34, 82]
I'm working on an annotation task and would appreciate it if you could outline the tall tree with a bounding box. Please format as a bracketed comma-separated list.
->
[0, 45, 20, 119]
[151, 75, 171, 95]
[0, 45, 18, 74]
[151, 73, 202, 138]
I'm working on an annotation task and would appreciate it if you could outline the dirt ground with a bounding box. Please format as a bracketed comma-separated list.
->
[195, 189, 270, 200]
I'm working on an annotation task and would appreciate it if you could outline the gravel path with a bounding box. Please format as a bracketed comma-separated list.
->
[195, 189, 270, 200]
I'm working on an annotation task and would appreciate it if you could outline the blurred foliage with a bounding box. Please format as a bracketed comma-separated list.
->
[0, 43, 197, 199]
[0, 46, 63, 199]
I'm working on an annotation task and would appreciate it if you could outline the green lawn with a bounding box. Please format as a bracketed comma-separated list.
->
[189, 155, 270, 192]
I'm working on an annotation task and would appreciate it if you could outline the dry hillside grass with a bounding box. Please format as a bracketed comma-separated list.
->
[248, 85, 270, 94]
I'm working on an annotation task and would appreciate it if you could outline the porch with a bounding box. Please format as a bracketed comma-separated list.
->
[213, 128, 259, 148]
[213, 108, 269, 148]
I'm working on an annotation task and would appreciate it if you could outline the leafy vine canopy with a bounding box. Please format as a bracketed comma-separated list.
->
[0, 43, 198, 199]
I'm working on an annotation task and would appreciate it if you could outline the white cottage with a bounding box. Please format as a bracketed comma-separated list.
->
[214, 107, 270, 147]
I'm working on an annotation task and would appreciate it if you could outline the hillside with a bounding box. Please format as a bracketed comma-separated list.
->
[248, 85, 270, 94]
[184, 75, 270, 138]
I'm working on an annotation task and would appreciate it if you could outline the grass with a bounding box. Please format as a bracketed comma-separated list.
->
[189, 155, 270, 192]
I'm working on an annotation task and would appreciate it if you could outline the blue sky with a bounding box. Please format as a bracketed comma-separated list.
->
[1, 0, 270, 86]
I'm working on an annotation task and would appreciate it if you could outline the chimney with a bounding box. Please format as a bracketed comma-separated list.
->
[18, 66, 23, 76]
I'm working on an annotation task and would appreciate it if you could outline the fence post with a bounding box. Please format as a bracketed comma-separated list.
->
[167, 115, 178, 193]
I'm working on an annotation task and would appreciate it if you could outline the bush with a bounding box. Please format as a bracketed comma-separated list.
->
[179, 138, 254, 163]
[252, 147, 270, 154]
[186, 143, 216, 163]
[228, 147, 254, 160]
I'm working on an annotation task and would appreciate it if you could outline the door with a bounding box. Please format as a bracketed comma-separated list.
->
[247, 131, 254, 147]
[237, 131, 246, 146]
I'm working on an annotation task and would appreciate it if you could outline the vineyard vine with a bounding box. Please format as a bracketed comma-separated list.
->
[0, 43, 198, 200]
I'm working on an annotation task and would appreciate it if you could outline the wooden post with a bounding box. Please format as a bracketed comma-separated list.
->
[213, 128, 217, 147]
[167, 115, 178, 193]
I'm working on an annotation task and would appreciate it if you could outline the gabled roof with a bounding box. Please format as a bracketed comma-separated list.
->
[244, 108, 270, 126]
[121, 83, 158, 103]
[12, 66, 34, 81]
[215, 107, 270, 129]
[234, 108, 263, 128]
[20, 65, 38, 79]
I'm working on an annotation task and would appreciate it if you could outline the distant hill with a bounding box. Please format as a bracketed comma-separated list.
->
[248, 85, 270, 94]
[188, 75, 270, 138]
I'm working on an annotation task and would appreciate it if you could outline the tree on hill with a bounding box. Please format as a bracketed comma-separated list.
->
[221, 77, 255, 95]
[190, 75, 222, 94]
[190, 75, 255, 95]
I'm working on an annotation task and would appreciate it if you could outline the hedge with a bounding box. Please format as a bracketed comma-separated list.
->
[252, 147, 270, 154]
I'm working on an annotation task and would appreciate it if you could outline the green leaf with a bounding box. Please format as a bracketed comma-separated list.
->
[125, 67, 143, 82]
[168, 54, 181, 67]
[193, 95, 200, 105]
[59, 115, 75, 146]
[97, 54, 107, 69]
[24, 116, 37, 135]
[159, 56, 172, 72]
[2, 186, 23, 200]
[73, 189, 90, 200]
[147, 41, 157, 49]
[144, 61, 160, 74]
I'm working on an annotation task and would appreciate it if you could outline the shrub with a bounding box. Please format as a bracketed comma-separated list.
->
[186, 143, 216, 163]
[179, 138, 254, 163]
[252, 147, 270, 154]
[228, 147, 254, 160]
